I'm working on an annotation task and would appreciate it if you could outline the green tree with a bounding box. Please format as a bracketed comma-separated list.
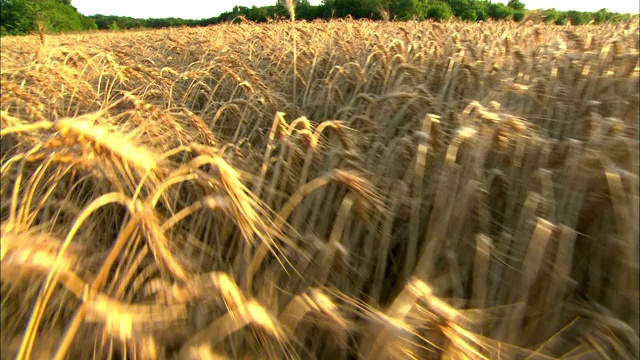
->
[425, 1, 453, 21]
[0, 0, 88, 36]
[554, 11, 568, 25]
[297, 0, 323, 20]
[445, 0, 470, 17]
[388, 0, 427, 20]
[512, 9, 525, 21]
[594, 8, 612, 23]
[79, 15, 97, 30]
[487, 2, 513, 20]
[0, 0, 39, 35]
[471, 1, 488, 21]
[245, 6, 269, 22]
[566, 10, 592, 25]
[108, 20, 119, 30]
[542, 8, 560, 23]
[39, 0, 84, 32]
[321, 0, 382, 19]
[460, 7, 477, 21]
[507, 0, 525, 11]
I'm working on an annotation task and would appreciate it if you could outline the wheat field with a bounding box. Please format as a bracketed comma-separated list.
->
[0, 18, 638, 359]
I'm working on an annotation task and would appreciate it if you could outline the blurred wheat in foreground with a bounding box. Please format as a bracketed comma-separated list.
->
[1, 18, 638, 360]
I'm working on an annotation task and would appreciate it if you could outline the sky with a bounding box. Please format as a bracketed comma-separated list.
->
[71, 0, 640, 20]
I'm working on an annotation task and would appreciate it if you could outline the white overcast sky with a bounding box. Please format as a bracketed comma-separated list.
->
[71, 0, 639, 20]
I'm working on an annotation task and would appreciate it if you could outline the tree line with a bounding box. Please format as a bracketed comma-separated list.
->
[1, 0, 636, 36]
[185, 0, 634, 26]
